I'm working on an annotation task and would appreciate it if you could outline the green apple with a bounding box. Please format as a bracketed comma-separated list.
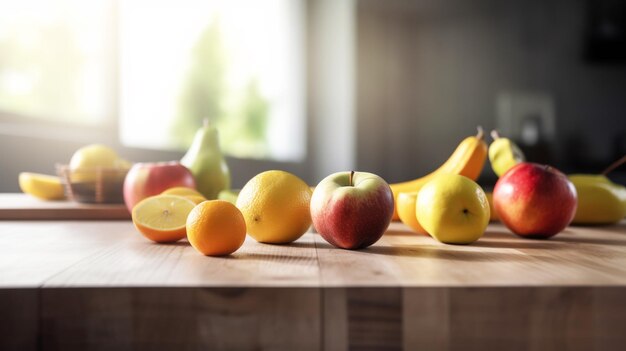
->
[217, 189, 240, 205]
[416, 174, 490, 244]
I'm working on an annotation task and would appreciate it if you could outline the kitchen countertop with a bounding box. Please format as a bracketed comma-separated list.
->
[1, 194, 626, 350]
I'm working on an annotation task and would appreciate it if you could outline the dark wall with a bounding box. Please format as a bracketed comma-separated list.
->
[356, 0, 626, 185]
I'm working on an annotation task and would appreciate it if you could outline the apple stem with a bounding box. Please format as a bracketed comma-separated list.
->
[601, 155, 626, 176]
[349, 171, 355, 187]
[476, 126, 484, 140]
[490, 129, 501, 140]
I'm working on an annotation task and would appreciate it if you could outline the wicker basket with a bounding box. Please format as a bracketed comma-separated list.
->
[56, 164, 129, 204]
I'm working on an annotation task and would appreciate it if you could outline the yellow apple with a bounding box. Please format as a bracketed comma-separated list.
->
[68, 144, 130, 183]
[416, 174, 490, 244]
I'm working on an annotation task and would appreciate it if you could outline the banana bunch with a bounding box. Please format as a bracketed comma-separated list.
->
[390, 127, 488, 220]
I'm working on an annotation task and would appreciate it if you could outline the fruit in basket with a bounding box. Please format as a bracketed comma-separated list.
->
[69, 144, 131, 182]
[131, 195, 196, 243]
[569, 174, 626, 224]
[18, 172, 65, 200]
[389, 127, 487, 220]
[311, 171, 394, 249]
[181, 119, 230, 200]
[187, 200, 247, 256]
[494, 163, 577, 238]
[236, 170, 312, 244]
[416, 174, 489, 244]
[123, 162, 196, 212]
[488, 130, 525, 177]
[396, 192, 428, 235]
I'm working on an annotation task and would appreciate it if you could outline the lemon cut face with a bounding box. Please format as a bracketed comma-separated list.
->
[132, 195, 196, 243]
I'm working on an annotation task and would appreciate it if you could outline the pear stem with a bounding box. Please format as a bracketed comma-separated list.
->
[349, 171, 355, 187]
[203, 118, 209, 128]
[491, 129, 501, 140]
[601, 155, 626, 176]
[476, 126, 484, 140]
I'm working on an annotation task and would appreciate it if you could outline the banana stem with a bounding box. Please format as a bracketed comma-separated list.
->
[601, 155, 626, 176]
[490, 129, 501, 140]
[476, 126, 484, 140]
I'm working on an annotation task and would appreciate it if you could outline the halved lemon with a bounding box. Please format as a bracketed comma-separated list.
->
[131, 195, 196, 243]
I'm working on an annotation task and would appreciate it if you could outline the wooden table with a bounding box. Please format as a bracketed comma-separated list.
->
[1, 215, 626, 350]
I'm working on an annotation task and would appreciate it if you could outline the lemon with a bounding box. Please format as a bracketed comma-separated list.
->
[236, 170, 312, 244]
[131, 195, 196, 243]
[19, 172, 66, 200]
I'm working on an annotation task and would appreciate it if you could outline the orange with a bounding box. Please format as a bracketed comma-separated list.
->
[131, 195, 196, 243]
[161, 186, 203, 197]
[186, 195, 208, 204]
[236, 170, 312, 244]
[485, 191, 499, 221]
[397, 192, 429, 235]
[161, 187, 206, 204]
[186, 200, 246, 256]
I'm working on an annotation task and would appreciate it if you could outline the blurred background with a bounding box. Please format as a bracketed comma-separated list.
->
[1, 0, 625, 192]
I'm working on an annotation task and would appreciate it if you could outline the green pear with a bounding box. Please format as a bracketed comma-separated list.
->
[181, 119, 231, 199]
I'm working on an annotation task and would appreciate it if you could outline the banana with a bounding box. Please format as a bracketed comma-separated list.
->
[390, 127, 488, 220]
[488, 130, 525, 177]
[568, 155, 626, 225]
[19, 172, 66, 200]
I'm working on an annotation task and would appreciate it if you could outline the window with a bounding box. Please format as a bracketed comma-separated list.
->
[0, 0, 306, 162]
[0, 0, 115, 125]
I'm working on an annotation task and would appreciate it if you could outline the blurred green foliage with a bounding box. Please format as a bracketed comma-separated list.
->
[172, 18, 271, 158]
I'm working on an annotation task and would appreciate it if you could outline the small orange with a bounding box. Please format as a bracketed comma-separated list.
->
[161, 187, 206, 204]
[131, 195, 196, 243]
[397, 192, 429, 235]
[186, 200, 247, 256]
[485, 191, 499, 222]
[161, 186, 202, 197]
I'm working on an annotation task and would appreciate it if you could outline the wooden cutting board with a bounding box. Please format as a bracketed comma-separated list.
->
[0, 193, 130, 220]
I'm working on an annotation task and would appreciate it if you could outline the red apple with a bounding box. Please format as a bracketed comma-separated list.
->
[311, 171, 394, 249]
[123, 161, 196, 212]
[493, 162, 577, 239]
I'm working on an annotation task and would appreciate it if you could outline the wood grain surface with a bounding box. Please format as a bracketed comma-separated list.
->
[1, 219, 626, 350]
[0, 193, 130, 220]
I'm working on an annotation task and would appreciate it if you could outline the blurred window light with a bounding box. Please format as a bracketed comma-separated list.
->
[119, 0, 306, 161]
[0, 0, 115, 125]
[0, 0, 306, 162]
